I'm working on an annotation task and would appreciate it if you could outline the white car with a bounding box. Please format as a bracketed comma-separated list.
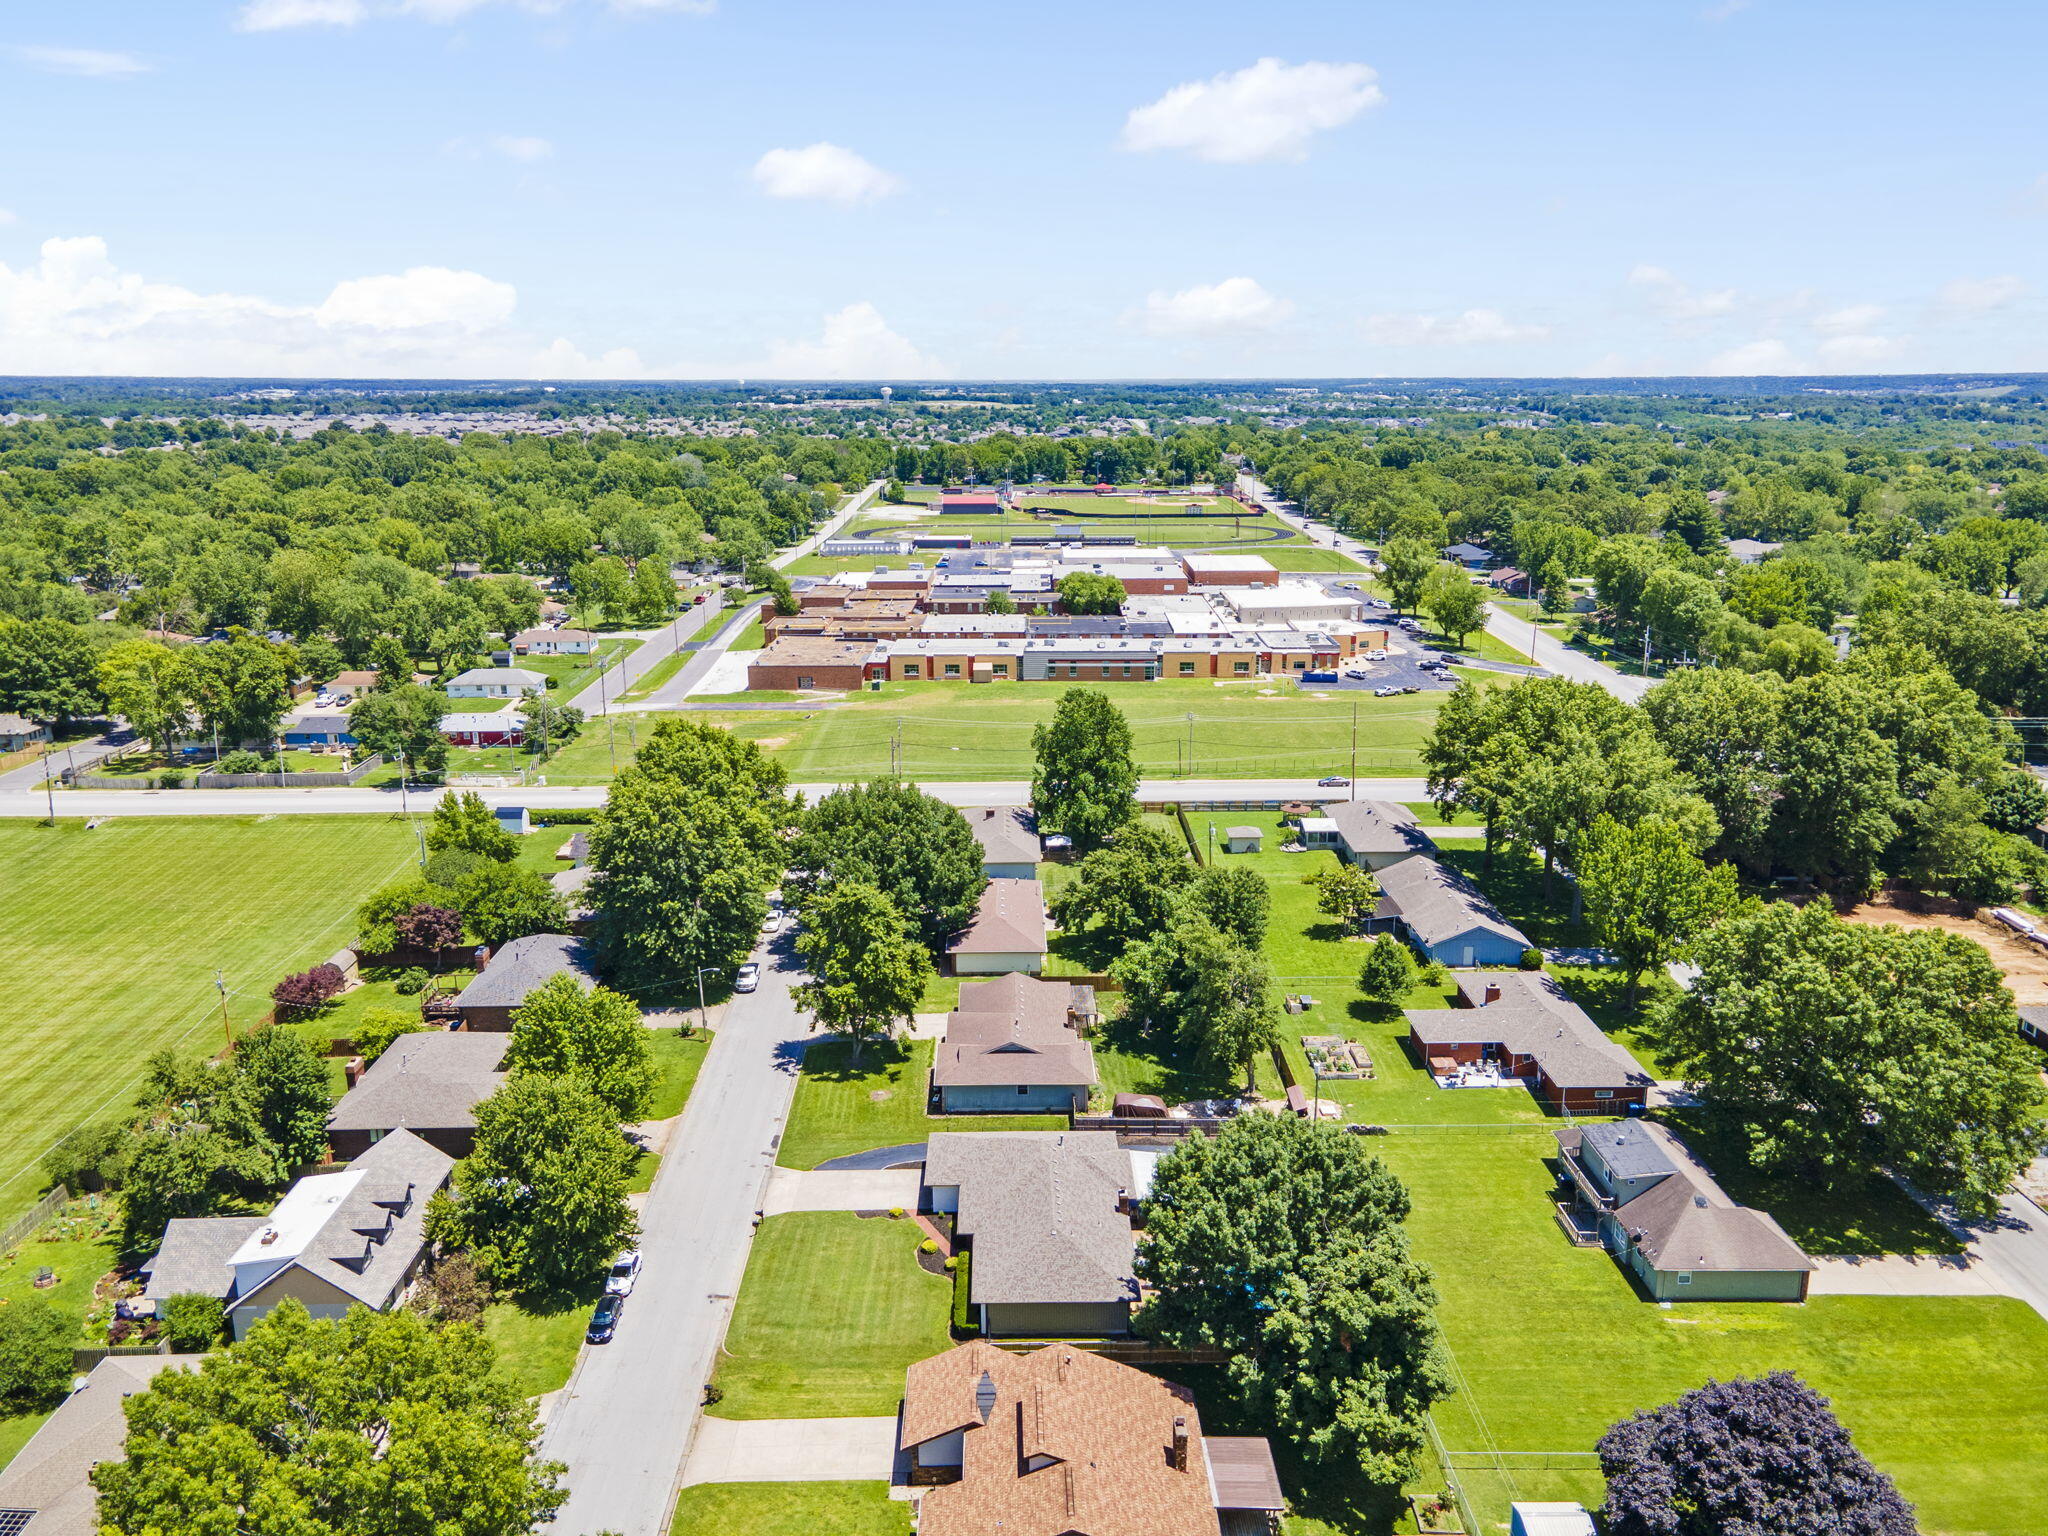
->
[761, 908, 783, 934]
[604, 1250, 642, 1296]
[1364, 648, 1388, 661]
[735, 962, 761, 993]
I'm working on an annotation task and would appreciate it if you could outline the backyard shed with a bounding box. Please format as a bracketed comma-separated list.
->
[1223, 826, 1262, 853]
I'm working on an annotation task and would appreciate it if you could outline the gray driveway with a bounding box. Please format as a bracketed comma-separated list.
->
[537, 931, 813, 1536]
[680, 1416, 899, 1486]
[1910, 1188, 2048, 1323]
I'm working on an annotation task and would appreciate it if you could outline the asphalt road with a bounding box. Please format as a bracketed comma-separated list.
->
[1916, 1188, 2048, 1323]
[0, 775, 1431, 819]
[539, 927, 812, 1536]
[1480, 605, 1651, 704]
[0, 727, 135, 792]
[622, 595, 765, 712]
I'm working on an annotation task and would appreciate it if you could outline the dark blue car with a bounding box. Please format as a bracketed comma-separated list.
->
[587, 1293, 626, 1344]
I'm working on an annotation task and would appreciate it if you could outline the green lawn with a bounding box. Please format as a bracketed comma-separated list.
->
[1386, 1131, 2048, 1535]
[670, 1482, 909, 1536]
[777, 1039, 1064, 1169]
[517, 676, 1472, 786]
[645, 1029, 712, 1120]
[0, 1197, 128, 1470]
[0, 817, 419, 1220]
[729, 612, 768, 652]
[707, 1211, 952, 1418]
[481, 1292, 594, 1398]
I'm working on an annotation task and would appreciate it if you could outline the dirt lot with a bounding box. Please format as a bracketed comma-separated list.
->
[1835, 891, 2048, 1003]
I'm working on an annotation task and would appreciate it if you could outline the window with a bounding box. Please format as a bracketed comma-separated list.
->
[944, 663, 961, 678]
[904, 664, 921, 678]
[1017, 1084, 1031, 1096]
[797, 676, 813, 689]
[1594, 1089, 1613, 1100]
[1179, 661, 1196, 675]
[992, 663, 1009, 677]
[1676, 1272, 1693, 1285]
[1233, 661, 1250, 675]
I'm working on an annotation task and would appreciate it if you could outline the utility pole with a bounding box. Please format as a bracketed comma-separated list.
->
[1185, 711, 1195, 781]
[1350, 699, 1358, 800]
[41, 743, 56, 826]
[1642, 624, 1651, 675]
[598, 643, 618, 774]
[214, 969, 233, 1053]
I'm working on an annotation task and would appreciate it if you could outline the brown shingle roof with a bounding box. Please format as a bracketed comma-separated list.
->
[968, 805, 1040, 867]
[948, 878, 1048, 955]
[903, 1342, 1240, 1536]
[934, 975, 1096, 1089]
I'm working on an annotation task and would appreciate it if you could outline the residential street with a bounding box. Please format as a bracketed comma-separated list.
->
[772, 477, 883, 569]
[0, 727, 134, 793]
[618, 596, 765, 712]
[1913, 1188, 2048, 1323]
[0, 775, 1434, 819]
[1479, 604, 1652, 704]
[537, 927, 813, 1536]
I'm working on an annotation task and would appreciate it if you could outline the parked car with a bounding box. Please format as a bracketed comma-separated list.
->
[1343, 668, 1369, 680]
[1374, 686, 1401, 697]
[1317, 775, 1349, 787]
[605, 1249, 643, 1296]
[735, 962, 761, 993]
[761, 908, 783, 934]
[1364, 648, 1388, 660]
[587, 1294, 626, 1343]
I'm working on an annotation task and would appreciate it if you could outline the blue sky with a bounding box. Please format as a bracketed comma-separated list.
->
[4, 0, 2046, 379]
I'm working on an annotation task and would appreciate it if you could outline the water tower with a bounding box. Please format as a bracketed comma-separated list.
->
[880, 385, 893, 401]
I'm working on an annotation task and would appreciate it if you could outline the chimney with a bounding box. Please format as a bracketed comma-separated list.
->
[1482, 984, 1501, 1005]
[343, 1056, 365, 1088]
[1171, 1416, 1189, 1472]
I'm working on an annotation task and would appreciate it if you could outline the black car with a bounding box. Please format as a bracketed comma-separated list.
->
[587, 1293, 626, 1344]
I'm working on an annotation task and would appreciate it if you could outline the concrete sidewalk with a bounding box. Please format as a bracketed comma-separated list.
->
[681, 1416, 899, 1486]
[761, 1167, 921, 1216]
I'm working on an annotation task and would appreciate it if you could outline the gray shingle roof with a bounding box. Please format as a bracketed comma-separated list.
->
[327, 1031, 508, 1136]
[1579, 1120, 1676, 1181]
[453, 933, 595, 1011]
[1556, 1122, 1811, 1274]
[1374, 857, 1531, 952]
[0, 1354, 201, 1536]
[1405, 971, 1651, 1090]
[236, 1129, 455, 1312]
[967, 806, 1039, 867]
[934, 975, 1096, 1089]
[141, 1216, 267, 1301]
[923, 1132, 1136, 1307]
[1318, 799, 1438, 861]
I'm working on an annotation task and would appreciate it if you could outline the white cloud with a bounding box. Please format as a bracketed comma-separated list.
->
[1133, 277, 1293, 336]
[1815, 333, 1902, 368]
[1627, 264, 1739, 320]
[236, 0, 710, 26]
[761, 303, 942, 378]
[1702, 0, 1751, 20]
[236, 0, 367, 30]
[0, 209, 16, 227]
[751, 143, 902, 205]
[13, 46, 150, 78]
[1364, 308, 1550, 346]
[1810, 303, 1886, 334]
[0, 234, 643, 378]
[1706, 338, 1796, 374]
[1937, 273, 2026, 312]
[1121, 58, 1383, 164]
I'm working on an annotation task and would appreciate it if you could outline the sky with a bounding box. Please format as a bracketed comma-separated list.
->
[4, 0, 2048, 381]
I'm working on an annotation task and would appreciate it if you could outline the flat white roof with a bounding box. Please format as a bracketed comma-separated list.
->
[230, 1170, 366, 1268]
[1299, 817, 1340, 834]
[1183, 552, 1276, 570]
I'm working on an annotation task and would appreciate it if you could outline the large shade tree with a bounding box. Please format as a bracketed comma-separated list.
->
[94, 1301, 566, 1536]
[785, 779, 986, 952]
[1031, 688, 1138, 853]
[1136, 1115, 1453, 1479]
[1653, 899, 2045, 1215]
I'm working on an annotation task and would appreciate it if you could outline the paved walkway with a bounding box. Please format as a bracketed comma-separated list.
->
[681, 1416, 899, 1486]
[1806, 1253, 2005, 1297]
[761, 1167, 921, 1216]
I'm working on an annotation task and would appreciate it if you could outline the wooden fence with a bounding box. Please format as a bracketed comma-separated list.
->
[0, 1184, 72, 1256]
[72, 1342, 170, 1372]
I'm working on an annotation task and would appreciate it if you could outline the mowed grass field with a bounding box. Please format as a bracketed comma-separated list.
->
[542, 680, 1462, 784]
[0, 817, 419, 1219]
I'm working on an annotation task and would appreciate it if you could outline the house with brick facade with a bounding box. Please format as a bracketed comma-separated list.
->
[746, 637, 882, 691]
[1404, 972, 1653, 1112]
